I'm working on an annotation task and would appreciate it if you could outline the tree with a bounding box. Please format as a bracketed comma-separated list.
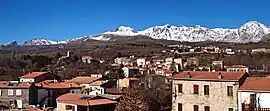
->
[116, 84, 149, 111]
[116, 75, 172, 111]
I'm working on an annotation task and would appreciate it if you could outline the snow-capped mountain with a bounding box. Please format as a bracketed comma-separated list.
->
[96, 21, 270, 43]
[103, 26, 139, 36]
[4, 41, 18, 46]
[23, 38, 67, 46]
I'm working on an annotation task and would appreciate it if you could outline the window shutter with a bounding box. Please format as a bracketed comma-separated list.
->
[65, 105, 68, 110]
[72, 106, 75, 111]
[178, 103, 182, 111]
[178, 84, 182, 93]
[194, 85, 199, 94]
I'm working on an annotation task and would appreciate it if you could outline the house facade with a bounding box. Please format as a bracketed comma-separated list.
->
[227, 65, 249, 73]
[35, 82, 81, 107]
[0, 81, 38, 109]
[238, 77, 270, 111]
[172, 71, 248, 111]
[122, 67, 140, 77]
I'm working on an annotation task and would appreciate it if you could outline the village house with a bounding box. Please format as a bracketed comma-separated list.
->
[56, 93, 117, 111]
[19, 72, 60, 83]
[35, 81, 82, 107]
[165, 57, 174, 65]
[87, 80, 116, 96]
[0, 81, 38, 109]
[172, 71, 248, 111]
[65, 76, 101, 90]
[226, 65, 249, 73]
[212, 61, 224, 71]
[238, 77, 270, 111]
[81, 56, 93, 64]
[186, 57, 199, 66]
[136, 58, 146, 67]
[122, 67, 140, 77]
[251, 48, 270, 54]
[117, 77, 139, 88]
[114, 57, 130, 65]
[197, 66, 211, 71]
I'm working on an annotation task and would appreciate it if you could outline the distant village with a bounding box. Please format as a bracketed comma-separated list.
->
[1, 44, 270, 111]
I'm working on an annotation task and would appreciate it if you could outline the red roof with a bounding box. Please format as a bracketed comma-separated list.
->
[0, 81, 33, 88]
[56, 93, 117, 106]
[173, 71, 247, 81]
[240, 77, 270, 92]
[106, 88, 123, 95]
[35, 82, 81, 89]
[20, 72, 47, 78]
[65, 76, 100, 84]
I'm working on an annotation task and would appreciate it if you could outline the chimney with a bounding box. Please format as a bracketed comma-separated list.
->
[69, 84, 72, 87]
[218, 72, 223, 79]
[40, 83, 43, 88]
[187, 72, 192, 78]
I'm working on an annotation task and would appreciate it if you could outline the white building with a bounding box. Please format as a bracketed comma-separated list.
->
[137, 58, 146, 67]
[122, 67, 140, 77]
[238, 77, 270, 110]
[252, 48, 270, 53]
[88, 80, 108, 96]
[165, 57, 174, 65]
[172, 71, 248, 111]
[114, 57, 130, 65]
[226, 65, 249, 73]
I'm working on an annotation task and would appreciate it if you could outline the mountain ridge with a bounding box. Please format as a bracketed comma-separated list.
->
[3, 21, 270, 46]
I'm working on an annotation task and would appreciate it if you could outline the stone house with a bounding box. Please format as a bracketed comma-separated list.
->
[238, 77, 270, 110]
[0, 81, 38, 109]
[172, 71, 248, 111]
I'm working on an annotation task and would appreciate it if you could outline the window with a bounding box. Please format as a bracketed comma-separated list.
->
[178, 84, 182, 93]
[205, 106, 210, 111]
[227, 86, 233, 97]
[204, 85, 209, 95]
[228, 108, 233, 111]
[48, 91, 51, 97]
[8, 90, 13, 96]
[65, 105, 74, 110]
[194, 85, 199, 94]
[178, 103, 182, 111]
[16, 90, 22, 96]
[194, 105, 199, 111]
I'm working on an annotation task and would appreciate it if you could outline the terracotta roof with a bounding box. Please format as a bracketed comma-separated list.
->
[35, 82, 81, 89]
[106, 88, 123, 95]
[127, 77, 139, 81]
[20, 72, 47, 78]
[56, 93, 117, 106]
[89, 80, 108, 86]
[227, 65, 248, 68]
[239, 77, 270, 92]
[0, 81, 32, 88]
[65, 76, 100, 84]
[173, 71, 247, 81]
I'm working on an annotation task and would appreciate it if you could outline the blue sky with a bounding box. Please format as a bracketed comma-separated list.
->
[0, 0, 270, 44]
